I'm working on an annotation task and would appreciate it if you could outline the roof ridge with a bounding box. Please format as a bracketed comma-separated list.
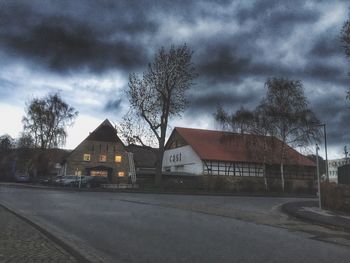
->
[175, 127, 273, 138]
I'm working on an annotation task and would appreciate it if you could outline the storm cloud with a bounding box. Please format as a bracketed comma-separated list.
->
[0, 0, 350, 156]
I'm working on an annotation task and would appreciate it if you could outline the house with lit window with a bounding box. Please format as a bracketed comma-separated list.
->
[163, 127, 315, 181]
[61, 119, 132, 183]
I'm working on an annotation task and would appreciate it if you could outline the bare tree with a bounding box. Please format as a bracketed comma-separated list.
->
[123, 44, 197, 186]
[214, 78, 319, 191]
[0, 134, 14, 152]
[262, 77, 320, 191]
[341, 16, 350, 100]
[215, 104, 273, 191]
[214, 105, 255, 134]
[22, 93, 78, 150]
[16, 133, 35, 149]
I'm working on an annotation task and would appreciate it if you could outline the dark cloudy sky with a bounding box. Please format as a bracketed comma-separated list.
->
[0, 0, 349, 158]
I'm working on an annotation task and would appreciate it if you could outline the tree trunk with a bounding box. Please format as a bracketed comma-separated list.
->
[280, 140, 286, 192]
[280, 162, 285, 192]
[263, 162, 268, 192]
[263, 138, 268, 192]
[154, 147, 164, 187]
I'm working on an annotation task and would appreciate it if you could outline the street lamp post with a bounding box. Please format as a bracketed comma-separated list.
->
[315, 124, 329, 182]
[316, 144, 322, 209]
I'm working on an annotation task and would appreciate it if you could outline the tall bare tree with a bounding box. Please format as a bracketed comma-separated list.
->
[215, 104, 273, 191]
[0, 134, 14, 152]
[341, 17, 350, 100]
[214, 105, 255, 134]
[123, 44, 197, 186]
[262, 77, 320, 191]
[22, 93, 78, 150]
[215, 78, 320, 192]
[16, 132, 35, 149]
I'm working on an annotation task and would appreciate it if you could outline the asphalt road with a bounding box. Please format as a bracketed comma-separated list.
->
[1, 186, 350, 263]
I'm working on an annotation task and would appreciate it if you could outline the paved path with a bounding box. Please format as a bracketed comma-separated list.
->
[282, 201, 350, 232]
[0, 205, 77, 263]
[1, 186, 350, 263]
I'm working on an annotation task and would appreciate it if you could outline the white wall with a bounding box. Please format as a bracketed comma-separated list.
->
[162, 145, 203, 175]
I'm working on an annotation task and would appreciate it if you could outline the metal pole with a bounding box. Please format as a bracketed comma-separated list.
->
[323, 124, 329, 182]
[316, 144, 322, 209]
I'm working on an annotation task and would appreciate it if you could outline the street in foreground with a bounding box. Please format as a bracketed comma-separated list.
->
[1, 186, 350, 263]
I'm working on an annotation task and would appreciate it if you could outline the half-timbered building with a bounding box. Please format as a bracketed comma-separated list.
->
[163, 127, 315, 180]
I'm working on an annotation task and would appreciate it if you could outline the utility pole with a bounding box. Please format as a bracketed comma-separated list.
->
[315, 124, 329, 181]
[345, 146, 348, 158]
[344, 146, 348, 163]
[316, 144, 322, 209]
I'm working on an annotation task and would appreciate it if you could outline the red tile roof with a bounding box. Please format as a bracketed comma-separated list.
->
[173, 127, 315, 167]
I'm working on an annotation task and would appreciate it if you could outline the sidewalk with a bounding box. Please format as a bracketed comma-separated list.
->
[282, 201, 350, 233]
[0, 205, 78, 263]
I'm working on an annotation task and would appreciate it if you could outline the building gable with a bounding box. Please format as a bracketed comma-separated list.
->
[85, 119, 124, 145]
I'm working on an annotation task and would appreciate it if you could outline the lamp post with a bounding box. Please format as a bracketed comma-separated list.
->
[315, 124, 329, 182]
[316, 144, 322, 209]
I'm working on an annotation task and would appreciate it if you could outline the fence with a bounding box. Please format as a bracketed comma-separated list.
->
[136, 173, 315, 193]
[321, 182, 350, 212]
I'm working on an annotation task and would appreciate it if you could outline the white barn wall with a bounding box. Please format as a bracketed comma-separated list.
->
[162, 145, 203, 175]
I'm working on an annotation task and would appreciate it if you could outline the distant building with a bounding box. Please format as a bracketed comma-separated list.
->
[62, 119, 133, 183]
[328, 158, 350, 183]
[163, 127, 315, 180]
[338, 164, 350, 184]
[126, 144, 157, 175]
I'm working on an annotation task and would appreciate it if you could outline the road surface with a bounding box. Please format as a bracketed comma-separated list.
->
[1, 185, 350, 263]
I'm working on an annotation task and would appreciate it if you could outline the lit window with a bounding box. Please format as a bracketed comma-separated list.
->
[118, 171, 125, 177]
[115, 155, 122, 163]
[90, 170, 108, 177]
[83, 154, 91, 161]
[99, 154, 107, 162]
[75, 169, 82, 176]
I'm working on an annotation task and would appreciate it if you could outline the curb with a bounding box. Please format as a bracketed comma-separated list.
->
[281, 201, 350, 233]
[0, 202, 92, 263]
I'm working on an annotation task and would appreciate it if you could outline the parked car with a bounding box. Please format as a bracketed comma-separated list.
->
[39, 177, 52, 185]
[78, 176, 108, 188]
[15, 174, 30, 183]
[59, 175, 79, 187]
[53, 175, 64, 186]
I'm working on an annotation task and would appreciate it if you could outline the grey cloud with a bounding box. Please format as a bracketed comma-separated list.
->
[311, 95, 350, 148]
[310, 32, 344, 58]
[237, 0, 320, 31]
[104, 99, 123, 112]
[197, 45, 251, 82]
[0, 78, 17, 101]
[0, 1, 156, 74]
[1, 0, 349, 154]
[304, 63, 346, 82]
[189, 84, 264, 116]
